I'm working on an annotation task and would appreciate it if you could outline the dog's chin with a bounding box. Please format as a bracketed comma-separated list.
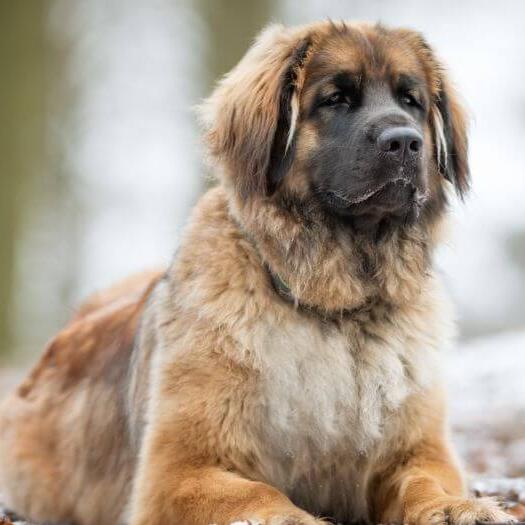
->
[320, 179, 428, 234]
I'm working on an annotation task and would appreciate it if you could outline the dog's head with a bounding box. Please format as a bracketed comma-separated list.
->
[201, 21, 469, 234]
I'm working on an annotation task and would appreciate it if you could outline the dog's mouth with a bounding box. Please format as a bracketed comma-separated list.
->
[329, 177, 413, 205]
[322, 177, 426, 209]
[318, 178, 430, 234]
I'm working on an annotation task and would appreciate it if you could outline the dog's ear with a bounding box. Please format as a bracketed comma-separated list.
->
[431, 75, 470, 198]
[199, 25, 312, 198]
[400, 29, 470, 198]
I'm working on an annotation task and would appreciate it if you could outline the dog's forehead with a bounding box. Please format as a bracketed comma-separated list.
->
[304, 24, 426, 88]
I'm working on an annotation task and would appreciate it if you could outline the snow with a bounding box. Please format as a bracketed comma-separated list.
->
[448, 332, 525, 477]
[470, 477, 525, 504]
[449, 331, 525, 426]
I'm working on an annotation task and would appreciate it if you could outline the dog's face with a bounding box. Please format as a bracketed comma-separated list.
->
[299, 33, 434, 229]
[202, 22, 469, 234]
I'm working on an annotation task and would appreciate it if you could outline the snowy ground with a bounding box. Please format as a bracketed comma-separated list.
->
[449, 331, 525, 478]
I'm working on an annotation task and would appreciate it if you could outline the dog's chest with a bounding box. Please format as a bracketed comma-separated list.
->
[247, 315, 435, 519]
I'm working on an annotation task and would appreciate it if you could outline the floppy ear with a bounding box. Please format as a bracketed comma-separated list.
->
[199, 25, 312, 198]
[401, 29, 470, 198]
[431, 73, 470, 198]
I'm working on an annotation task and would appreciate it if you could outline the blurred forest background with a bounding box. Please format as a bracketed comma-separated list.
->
[0, 0, 524, 477]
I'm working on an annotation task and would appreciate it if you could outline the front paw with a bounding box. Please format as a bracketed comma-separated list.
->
[229, 513, 323, 525]
[405, 496, 517, 525]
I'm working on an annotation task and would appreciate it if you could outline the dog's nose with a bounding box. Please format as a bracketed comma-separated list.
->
[377, 127, 423, 163]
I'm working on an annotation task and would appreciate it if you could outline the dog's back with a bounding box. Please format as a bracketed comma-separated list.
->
[0, 270, 161, 525]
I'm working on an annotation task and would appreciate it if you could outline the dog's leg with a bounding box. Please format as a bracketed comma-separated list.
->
[128, 376, 318, 525]
[128, 461, 320, 525]
[373, 438, 515, 525]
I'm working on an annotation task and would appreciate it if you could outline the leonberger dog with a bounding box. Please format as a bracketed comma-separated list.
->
[0, 20, 515, 525]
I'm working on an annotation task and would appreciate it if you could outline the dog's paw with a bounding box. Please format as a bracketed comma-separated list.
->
[267, 517, 324, 525]
[228, 513, 323, 525]
[406, 495, 517, 525]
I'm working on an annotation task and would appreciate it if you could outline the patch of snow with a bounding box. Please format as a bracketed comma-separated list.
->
[470, 477, 525, 504]
[448, 331, 525, 427]
[448, 331, 525, 477]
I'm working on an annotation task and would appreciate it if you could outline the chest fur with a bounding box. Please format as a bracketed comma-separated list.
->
[259, 317, 431, 449]
[239, 310, 443, 519]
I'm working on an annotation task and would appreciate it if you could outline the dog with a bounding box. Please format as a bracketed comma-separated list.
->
[0, 20, 515, 525]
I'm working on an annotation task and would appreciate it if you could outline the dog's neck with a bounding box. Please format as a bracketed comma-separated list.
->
[230, 188, 444, 316]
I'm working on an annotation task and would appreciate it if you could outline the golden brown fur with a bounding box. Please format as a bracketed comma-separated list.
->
[0, 21, 514, 525]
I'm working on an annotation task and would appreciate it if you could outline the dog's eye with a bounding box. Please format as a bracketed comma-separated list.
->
[401, 93, 421, 108]
[322, 92, 350, 107]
